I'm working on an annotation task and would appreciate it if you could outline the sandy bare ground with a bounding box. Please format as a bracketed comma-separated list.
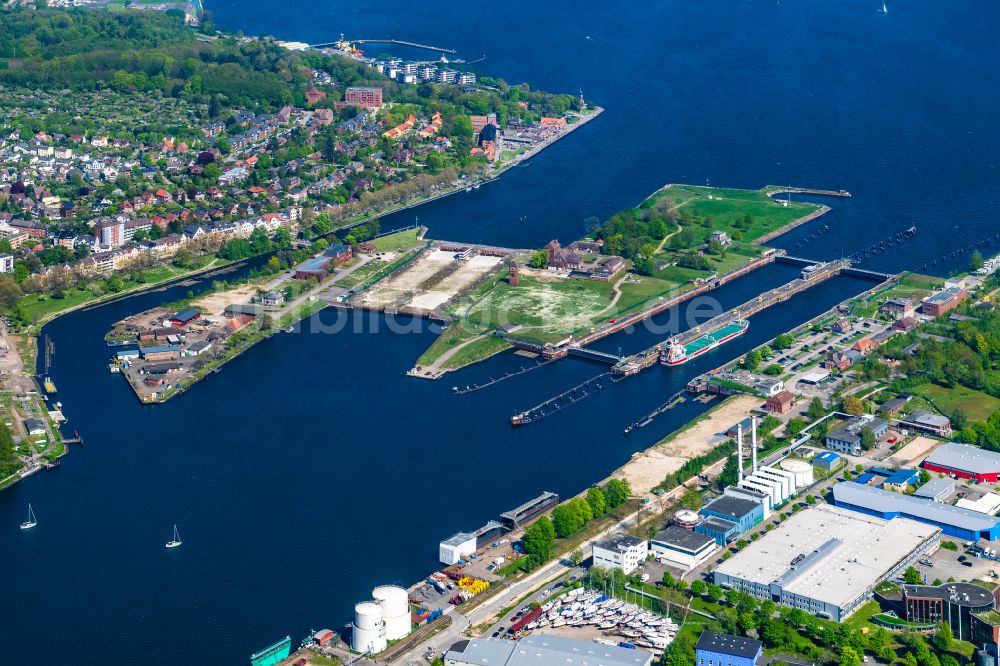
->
[408, 255, 502, 310]
[615, 394, 762, 495]
[362, 248, 453, 306]
[194, 284, 259, 318]
[884, 435, 943, 468]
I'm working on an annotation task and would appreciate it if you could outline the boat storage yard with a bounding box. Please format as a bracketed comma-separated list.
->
[523, 587, 680, 652]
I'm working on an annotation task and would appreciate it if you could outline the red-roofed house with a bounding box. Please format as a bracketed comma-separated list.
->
[305, 88, 326, 105]
[852, 338, 876, 354]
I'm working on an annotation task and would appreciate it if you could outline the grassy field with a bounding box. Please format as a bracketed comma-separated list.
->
[370, 228, 424, 253]
[851, 272, 940, 317]
[910, 382, 1000, 421]
[651, 184, 822, 244]
[416, 324, 486, 366]
[16, 261, 204, 325]
[462, 275, 618, 343]
[441, 336, 512, 369]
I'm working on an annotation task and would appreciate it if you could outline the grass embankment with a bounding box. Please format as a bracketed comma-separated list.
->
[370, 228, 423, 252]
[910, 382, 1000, 422]
[441, 337, 512, 370]
[16, 258, 222, 329]
[652, 184, 821, 243]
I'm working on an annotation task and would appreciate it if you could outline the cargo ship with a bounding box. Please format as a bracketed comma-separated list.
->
[659, 319, 749, 366]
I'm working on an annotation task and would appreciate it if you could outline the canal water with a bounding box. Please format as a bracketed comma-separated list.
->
[4, 1, 1000, 664]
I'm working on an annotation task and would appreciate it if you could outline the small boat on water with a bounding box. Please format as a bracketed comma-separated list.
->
[20, 503, 37, 530]
[165, 524, 182, 549]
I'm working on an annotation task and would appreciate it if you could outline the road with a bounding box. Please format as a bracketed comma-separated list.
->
[390, 484, 692, 666]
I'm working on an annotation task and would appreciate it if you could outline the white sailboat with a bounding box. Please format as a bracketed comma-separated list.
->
[165, 524, 182, 548]
[20, 503, 37, 530]
[879, 2, 888, 13]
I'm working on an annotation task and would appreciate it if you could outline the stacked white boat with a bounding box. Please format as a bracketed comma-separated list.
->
[523, 587, 679, 652]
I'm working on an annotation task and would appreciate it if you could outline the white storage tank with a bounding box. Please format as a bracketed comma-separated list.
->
[373, 585, 411, 641]
[780, 458, 815, 489]
[352, 601, 387, 654]
[673, 510, 701, 529]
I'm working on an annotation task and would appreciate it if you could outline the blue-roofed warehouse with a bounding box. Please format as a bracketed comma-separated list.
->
[832, 481, 1000, 541]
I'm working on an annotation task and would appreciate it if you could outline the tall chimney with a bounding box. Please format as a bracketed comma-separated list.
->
[737, 424, 744, 484]
[752, 416, 758, 473]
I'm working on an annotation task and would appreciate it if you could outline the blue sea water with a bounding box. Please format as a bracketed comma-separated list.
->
[2, 1, 999, 664]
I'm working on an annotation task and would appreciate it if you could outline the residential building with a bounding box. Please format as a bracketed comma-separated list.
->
[344, 86, 383, 109]
[0, 254, 13, 273]
[899, 410, 953, 438]
[825, 415, 888, 455]
[95, 218, 125, 247]
[712, 505, 940, 621]
[695, 631, 762, 666]
[882, 297, 915, 319]
[766, 391, 796, 413]
[710, 231, 732, 247]
[591, 533, 648, 574]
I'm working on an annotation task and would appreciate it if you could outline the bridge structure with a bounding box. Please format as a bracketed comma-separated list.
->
[565, 345, 623, 365]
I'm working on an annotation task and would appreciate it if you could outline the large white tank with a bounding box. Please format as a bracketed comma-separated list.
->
[373, 585, 411, 640]
[780, 458, 815, 488]
[352, 601, 387, 653]
[673, 510, 701, 529]
[372, 585, 408, 617]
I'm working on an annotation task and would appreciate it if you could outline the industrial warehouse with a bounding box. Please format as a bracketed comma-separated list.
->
[831, 480, 1000, 541]
[712, 505, 941, 621]
[923, 442, 1000, 483]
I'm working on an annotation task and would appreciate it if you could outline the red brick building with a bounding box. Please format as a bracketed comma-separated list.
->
[345, 86, 383, 109]
[766, 391, 796, 414]
[922, 287, 969, 317]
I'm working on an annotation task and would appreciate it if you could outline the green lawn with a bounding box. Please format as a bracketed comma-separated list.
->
[370, 228, 424, 252]
[653, 264, 710, 284]
[651, 184, 822, 244]
[462, 275, 618, 343]
[441, 336, 512, 370]
[16, 262, 201, 325]
[910, 383, 1000, 422]
[416, 324, 486, 366]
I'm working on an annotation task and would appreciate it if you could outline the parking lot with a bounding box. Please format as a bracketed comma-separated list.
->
[913, 540, 1000, 584]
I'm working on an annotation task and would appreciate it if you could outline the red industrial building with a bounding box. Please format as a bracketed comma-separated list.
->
[922, 287, 968, 317]
[923, 442, 1000, 482]
[167, 309, 200, 327]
